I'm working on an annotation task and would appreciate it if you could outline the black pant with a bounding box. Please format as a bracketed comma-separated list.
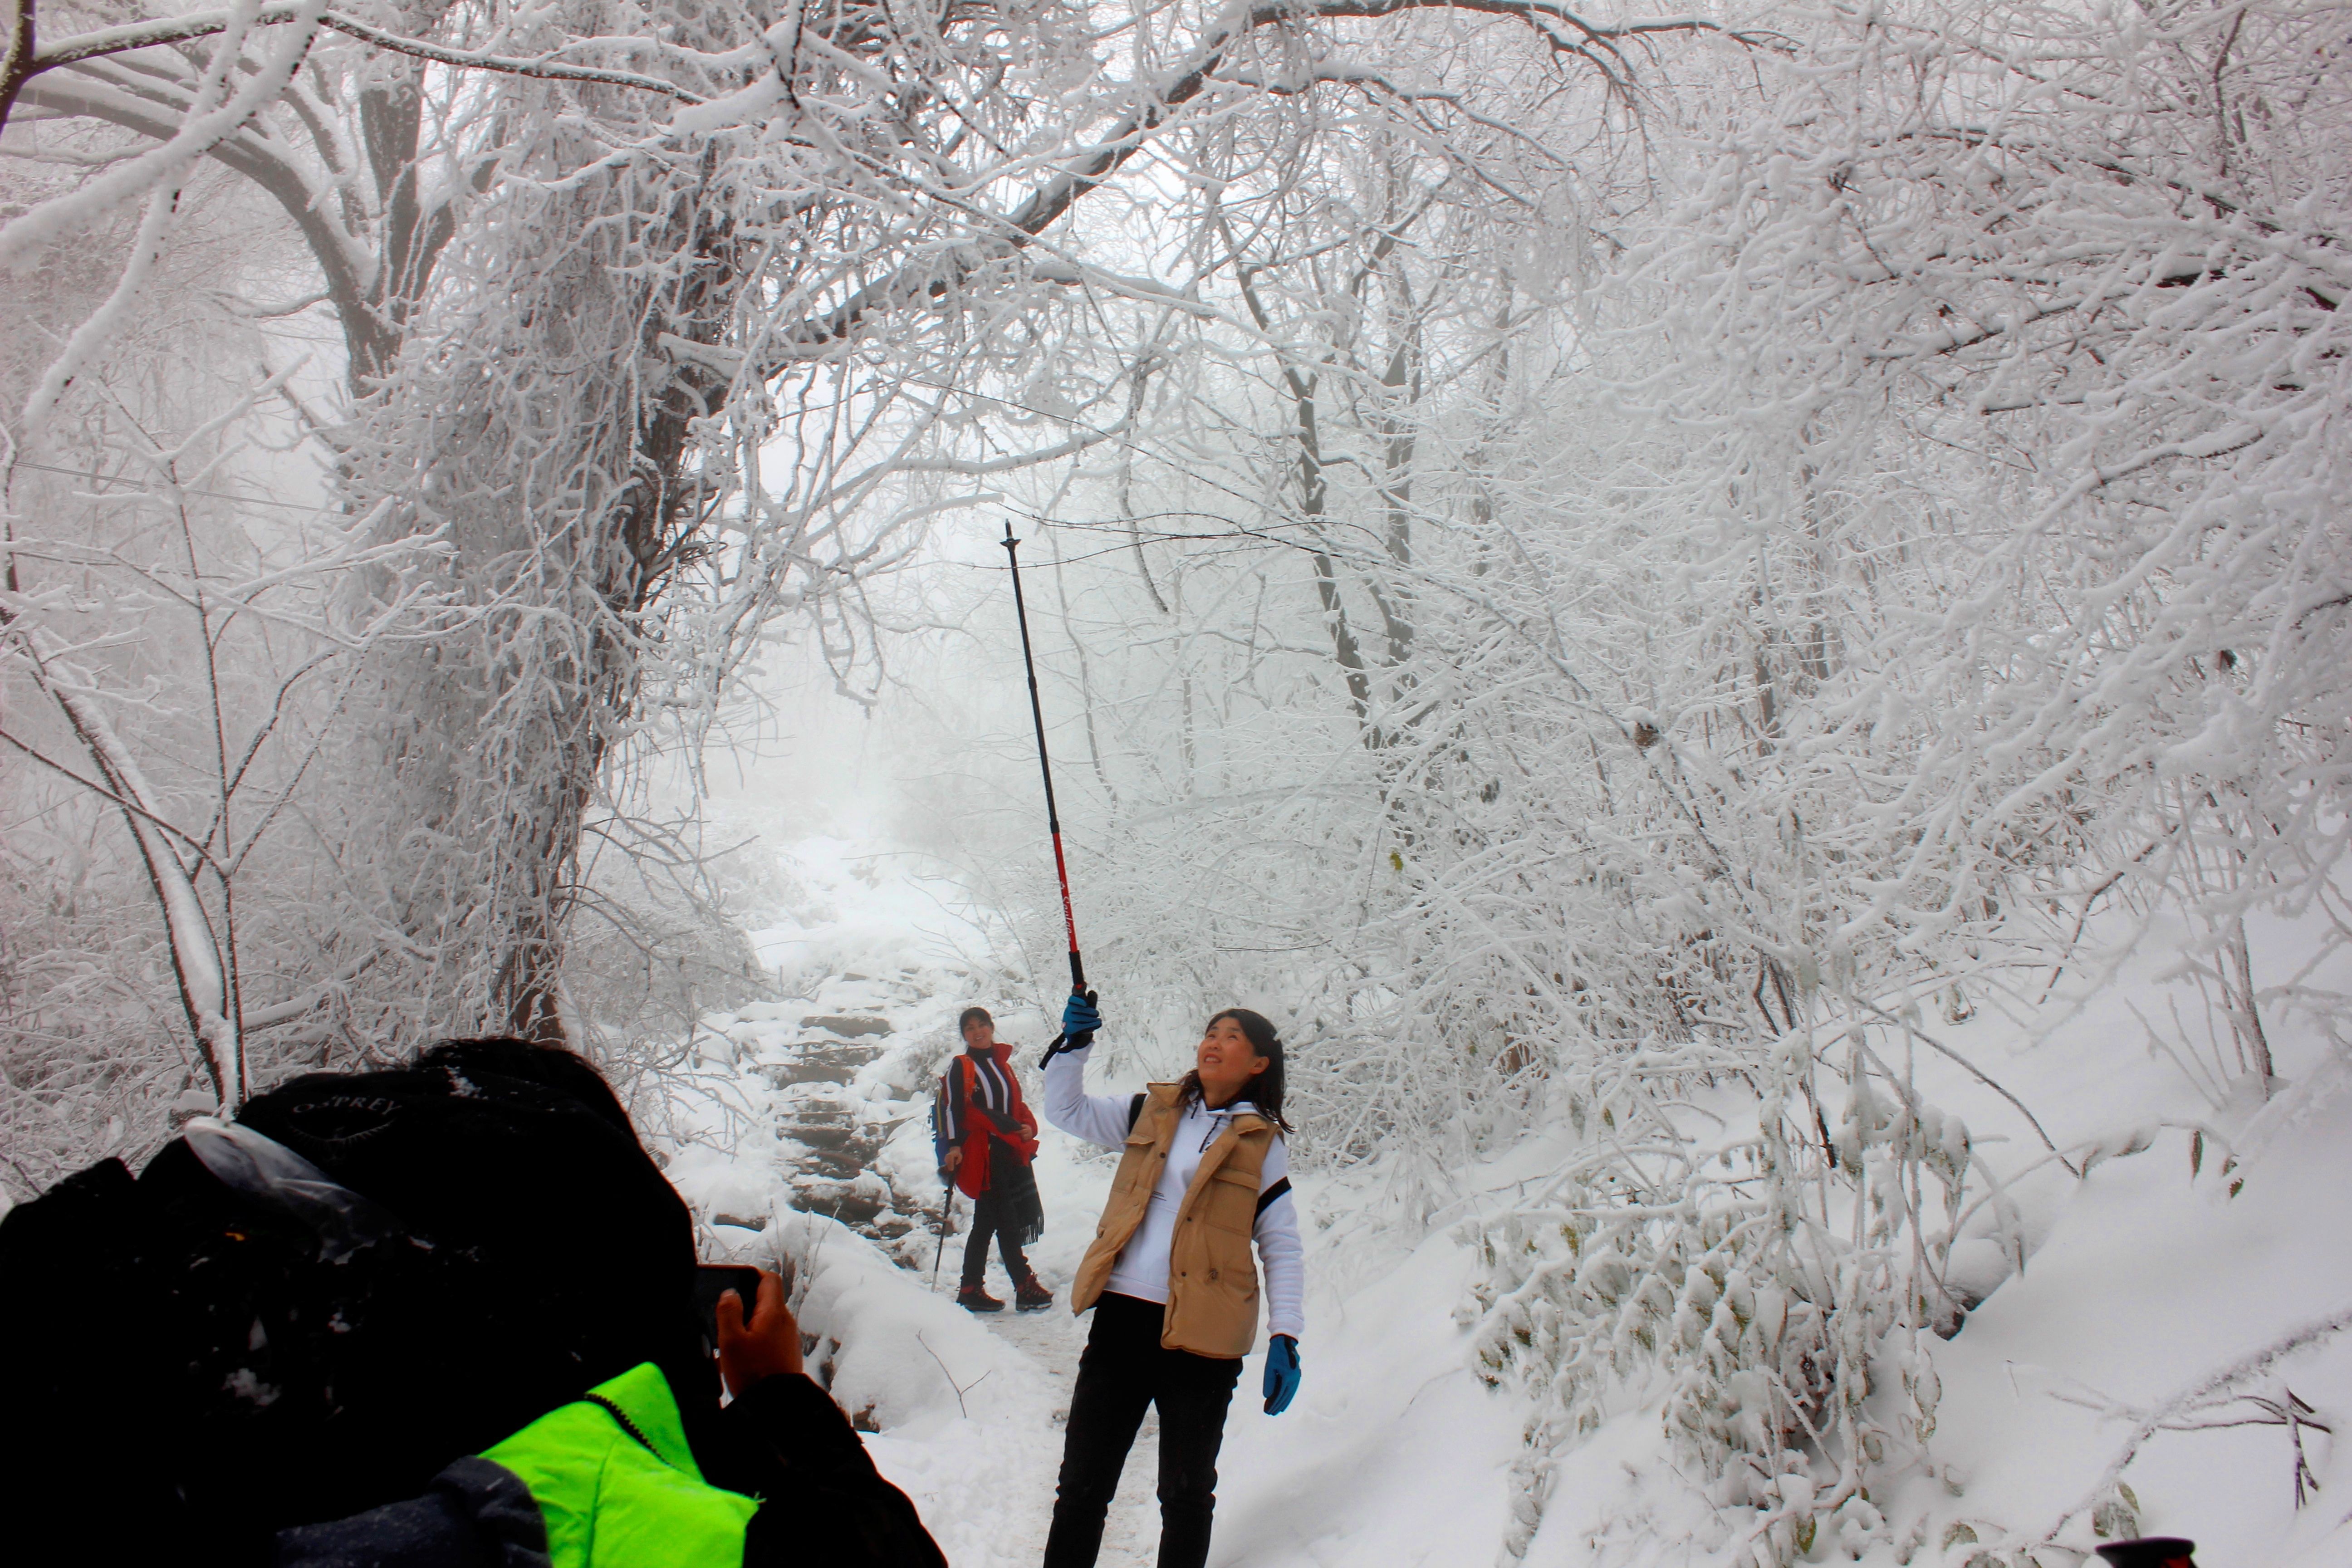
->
[960, 1186, 1033, 1288]
[1041, 1293, 1243, 1568]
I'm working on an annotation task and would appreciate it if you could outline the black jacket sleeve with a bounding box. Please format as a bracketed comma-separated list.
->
[937, 1063, 968, 1149]
[271, 1456, 550, 1568]
[709, 1374, 947, 1568]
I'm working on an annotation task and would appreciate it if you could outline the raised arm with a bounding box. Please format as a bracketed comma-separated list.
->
[1041, 1041, 1135, 1151]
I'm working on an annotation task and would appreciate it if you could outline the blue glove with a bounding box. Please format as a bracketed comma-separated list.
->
[1262, 1334, 1301, 1416]
[1040, 991, 1102, 1068]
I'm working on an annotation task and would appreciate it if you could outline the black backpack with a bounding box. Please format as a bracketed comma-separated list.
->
[0, 1039, 711, 1566]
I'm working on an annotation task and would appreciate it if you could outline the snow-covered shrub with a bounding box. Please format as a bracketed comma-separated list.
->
[1459, 1028, 1974, 1565]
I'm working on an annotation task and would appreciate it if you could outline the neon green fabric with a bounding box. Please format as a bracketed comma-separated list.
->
[482, 1362, 757, 1568]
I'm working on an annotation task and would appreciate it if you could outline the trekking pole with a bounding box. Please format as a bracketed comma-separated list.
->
[931, 1183, 951, 1293]
[1001, 521, 1088, 1000]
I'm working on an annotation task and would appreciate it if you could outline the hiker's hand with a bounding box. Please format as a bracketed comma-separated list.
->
[945, 1146, 964, 1171]
[1262, 1334, 1302, 1416]
[717, 1269, 803, 1396]
[1061, 991, 1101, 1039]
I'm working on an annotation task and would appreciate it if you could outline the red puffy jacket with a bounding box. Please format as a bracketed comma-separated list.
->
[937, 1044, 1039, 1199]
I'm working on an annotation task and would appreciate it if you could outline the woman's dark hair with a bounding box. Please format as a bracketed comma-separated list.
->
[958, 1006, 994, 1039]
[1180, 1008, 1291, 1134]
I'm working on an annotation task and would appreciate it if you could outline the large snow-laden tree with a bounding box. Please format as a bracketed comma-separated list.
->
[2, 0, 1763, 1099]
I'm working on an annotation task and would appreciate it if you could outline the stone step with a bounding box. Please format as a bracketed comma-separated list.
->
[790, 1176, 890, 1226]
[800, 1014, 893, 1038]
[762, 1060, 858, 1087]
[780, 1118, 862, 1144]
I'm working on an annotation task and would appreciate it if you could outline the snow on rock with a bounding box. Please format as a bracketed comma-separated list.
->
[665, 1142, 786, 1231]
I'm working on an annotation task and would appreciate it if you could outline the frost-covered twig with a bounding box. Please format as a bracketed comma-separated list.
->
[2045, 1305, 2352, 1538]
[0, 0, 327, 266]
[912, 1330, 990, 1420]
[1850, 1000, 2074, 1172]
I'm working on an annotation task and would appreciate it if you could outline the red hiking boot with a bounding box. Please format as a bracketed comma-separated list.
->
[957, 1283, 1004, 1313]
[1014, 1273, 1054, 1312]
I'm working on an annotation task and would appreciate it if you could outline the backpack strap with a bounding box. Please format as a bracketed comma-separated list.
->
[1127, 1093, 1146, 1132]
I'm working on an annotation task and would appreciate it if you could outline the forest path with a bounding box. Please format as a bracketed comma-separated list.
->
[852, 1186, 1170, 1568]
[724, 836, 1171, 1566]
[970, 1297, 1163, 1567]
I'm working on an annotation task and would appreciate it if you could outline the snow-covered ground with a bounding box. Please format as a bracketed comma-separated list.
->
[652, 834, 2352, 1568]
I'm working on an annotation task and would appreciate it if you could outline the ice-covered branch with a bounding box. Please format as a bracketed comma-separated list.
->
[3, 629, 241, 1108]
[0, 0, 327, 265]
[11, 4, 699, 110]
[2045, 1304, 2352, 1539]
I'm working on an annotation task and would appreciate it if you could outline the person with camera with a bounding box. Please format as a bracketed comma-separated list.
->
[0, 1037, 946, 1568]
[274, 1259, 941, 1568]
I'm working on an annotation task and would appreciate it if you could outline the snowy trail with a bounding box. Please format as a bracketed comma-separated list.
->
[871, 1292, 1169, 1568]
[671, 834, 1183, 1567]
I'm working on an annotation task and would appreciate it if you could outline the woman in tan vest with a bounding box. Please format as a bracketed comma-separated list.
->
[1037, 997, 1304, 1568]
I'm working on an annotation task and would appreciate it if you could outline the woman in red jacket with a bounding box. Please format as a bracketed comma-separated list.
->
[935, 1006, 1052, 1311]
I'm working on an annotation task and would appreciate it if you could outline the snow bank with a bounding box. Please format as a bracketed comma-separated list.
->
[1213, 1217, 1524, 1567]
[1904, 1094, 2352, 1568]
[724, 1208, 1022, 1436]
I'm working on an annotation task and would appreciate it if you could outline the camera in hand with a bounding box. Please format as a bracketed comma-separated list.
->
[692, 1264, 768, 1357]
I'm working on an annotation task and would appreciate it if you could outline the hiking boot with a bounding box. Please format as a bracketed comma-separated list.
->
[1014, 1273, 1054, 1312]
[957, 1283, 1004, 1313]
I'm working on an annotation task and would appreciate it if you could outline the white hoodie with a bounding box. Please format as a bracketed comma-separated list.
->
[1043, 1041, 1305, 1341]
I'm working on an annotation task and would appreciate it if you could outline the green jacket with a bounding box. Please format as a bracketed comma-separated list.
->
[272, 1362, 947, 1568]
[485, 1361, 759, 1568]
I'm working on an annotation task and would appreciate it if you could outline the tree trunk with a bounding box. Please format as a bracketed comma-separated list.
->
[348, 151, 731, 1047]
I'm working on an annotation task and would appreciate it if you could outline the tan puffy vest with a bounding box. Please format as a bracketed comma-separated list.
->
[1069, 1082, 1274, 1358]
